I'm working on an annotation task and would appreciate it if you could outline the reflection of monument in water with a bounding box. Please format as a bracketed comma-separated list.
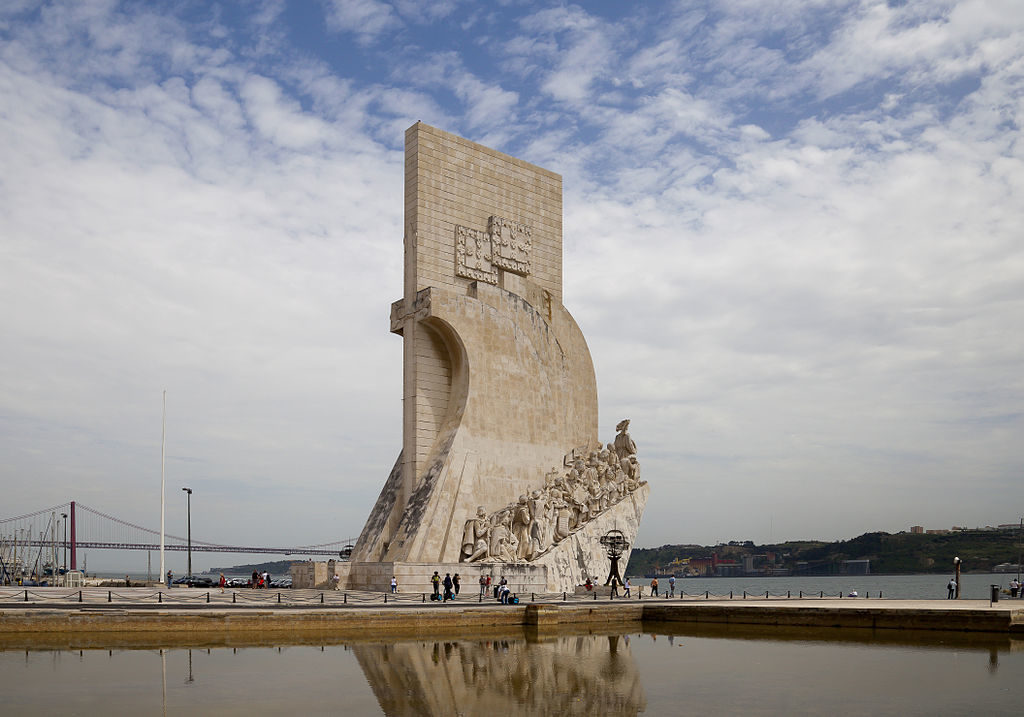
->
[353, 634, 646, 716]
[345, 123, 649, 592]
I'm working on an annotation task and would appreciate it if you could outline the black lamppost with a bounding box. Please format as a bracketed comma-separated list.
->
[953, 556, 962, 599]
[60, 513, 67, 572]
[182, 488, 193, 579]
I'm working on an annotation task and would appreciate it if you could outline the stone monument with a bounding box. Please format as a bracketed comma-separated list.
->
[346, 123, 649, 593]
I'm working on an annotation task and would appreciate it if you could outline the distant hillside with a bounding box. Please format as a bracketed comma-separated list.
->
[628, 529, 1023, 577]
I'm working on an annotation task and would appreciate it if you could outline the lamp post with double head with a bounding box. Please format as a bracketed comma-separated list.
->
[182, 488, 193, 579]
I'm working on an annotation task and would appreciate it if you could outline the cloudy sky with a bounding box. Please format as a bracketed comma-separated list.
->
[2, 0, 1022, 571]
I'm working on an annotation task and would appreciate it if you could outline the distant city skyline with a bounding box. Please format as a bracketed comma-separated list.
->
[2, 1, 1023, 573]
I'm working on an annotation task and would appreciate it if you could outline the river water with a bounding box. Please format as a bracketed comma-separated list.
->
[649, 572, 1022, 600]
[2, 624, 1021, 715]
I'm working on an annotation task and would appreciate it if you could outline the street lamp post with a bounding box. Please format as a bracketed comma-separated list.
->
[182, 488, 193, 579]
[954, 556, 962, 599]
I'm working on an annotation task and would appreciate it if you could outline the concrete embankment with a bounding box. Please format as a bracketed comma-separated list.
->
[643, 600, 1024, 634]
[2, 598, 1022, 638]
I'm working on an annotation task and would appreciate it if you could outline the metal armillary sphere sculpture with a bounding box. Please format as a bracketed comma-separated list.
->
[600, 529, 629, 587]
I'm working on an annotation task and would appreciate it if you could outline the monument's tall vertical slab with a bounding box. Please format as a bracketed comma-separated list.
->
[351, 124, 647, 592]
[353, 123, 601, 566]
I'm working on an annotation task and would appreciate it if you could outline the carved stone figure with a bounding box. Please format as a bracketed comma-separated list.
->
[460, 421, 644, 564]
[529, 490, 549, 555]
[553, 500, 572, 542]
[488, 511, 518, 562]
[513, 495, 532, 560]
[462, 506, 490, 562]
[613, 419, 637, 459]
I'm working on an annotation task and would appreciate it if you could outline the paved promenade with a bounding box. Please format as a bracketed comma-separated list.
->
[2, 587, 1022, 639]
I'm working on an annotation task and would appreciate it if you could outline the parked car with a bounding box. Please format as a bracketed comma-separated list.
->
[173, 576, 215, 588]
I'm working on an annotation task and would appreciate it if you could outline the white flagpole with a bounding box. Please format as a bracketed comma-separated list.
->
[160, 390, 166, 586]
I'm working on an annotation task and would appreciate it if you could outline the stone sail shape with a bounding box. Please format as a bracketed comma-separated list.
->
[352, 123, 601, 566]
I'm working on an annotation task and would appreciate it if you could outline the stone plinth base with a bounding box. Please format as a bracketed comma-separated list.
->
[345, 561, 549, 595]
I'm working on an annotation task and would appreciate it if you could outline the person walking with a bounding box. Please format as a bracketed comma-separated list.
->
[946, 577, 956, 599]
[453, 573, 461, 598]
[219, 573, 226, 593]
[609, 575, 619, 598]
[479, 574, 487, 597]
[1009, 578, 1019, 599]
[623, 578, 631, 598]
[650, 577, 659, 597]
[431, 571, 441, 600]
[442, 573, 454, 602]
[166, 569, 173, 589]
[390, 576, 398, 593]
[669, 575, 676, 597]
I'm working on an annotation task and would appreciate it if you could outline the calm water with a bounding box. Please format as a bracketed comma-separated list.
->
[2, 626, 1021, 715]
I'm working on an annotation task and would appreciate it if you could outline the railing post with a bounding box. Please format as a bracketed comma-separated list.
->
[742, 591, 746, 599]
[159, 591, 162, 603]
[765, 591, 769, 599]
[563, 592, 566, 601]
[233, 592, 236, 604]
[384, 593, 387, 604]
[24, 590, 28, 602]
[593, 591, 597, 601]
[277, 592, 281, 604]
[320, 592, 324, 604]
[108, 590, 112, 602]
[344, 593, 347, 604]
[206, 592, 210, 603]
[705, 590, 709, 599]
[532, 593, 535, 602]
[788, 590, 791, 598]
[78, 590, 82, 602]
[730, 591, 733, 599]
[820, 591, 823, 598]
[799, 590, 802, 598]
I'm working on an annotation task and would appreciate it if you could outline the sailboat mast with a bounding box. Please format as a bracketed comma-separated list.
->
[160, 390, 166, 586]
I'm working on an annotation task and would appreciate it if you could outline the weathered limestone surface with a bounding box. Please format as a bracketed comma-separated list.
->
[534, 483, 649, 592]
[350, 123, 647, 592]
[344, 561, 547, 595]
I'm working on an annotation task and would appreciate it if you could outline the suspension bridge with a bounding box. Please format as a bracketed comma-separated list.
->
[1, 501, 355, 578]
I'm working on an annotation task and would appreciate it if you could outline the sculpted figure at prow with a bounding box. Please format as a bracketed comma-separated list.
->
[459, 420, 646, 563]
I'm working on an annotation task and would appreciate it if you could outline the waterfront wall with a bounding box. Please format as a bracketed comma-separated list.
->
[2, 601, 1021, 636]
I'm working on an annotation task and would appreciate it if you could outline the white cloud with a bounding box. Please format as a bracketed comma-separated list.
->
[1, 0, 1023, 565]
[322, 0, 401, 45]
